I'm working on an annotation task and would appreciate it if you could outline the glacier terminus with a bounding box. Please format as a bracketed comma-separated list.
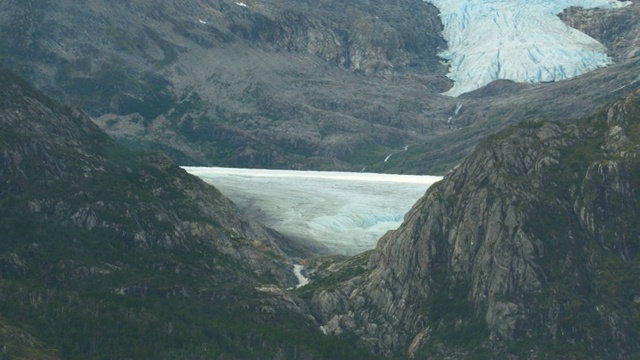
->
[184, 167, 442, 255]
[425, 0, 632, 96]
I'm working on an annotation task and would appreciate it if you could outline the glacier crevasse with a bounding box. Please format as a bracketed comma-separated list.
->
[425, 0, 632, 96]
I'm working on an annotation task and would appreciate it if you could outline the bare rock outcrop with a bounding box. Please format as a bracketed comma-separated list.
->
[312, 90, 640, 358]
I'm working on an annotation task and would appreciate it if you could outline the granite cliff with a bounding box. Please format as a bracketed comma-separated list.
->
[309, 89, 640, 359]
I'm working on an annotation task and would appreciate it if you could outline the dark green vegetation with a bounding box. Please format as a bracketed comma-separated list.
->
[0, 68, 381, 359]
[416, 282, 491, 359]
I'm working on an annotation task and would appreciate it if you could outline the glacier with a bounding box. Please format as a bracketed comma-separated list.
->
[425, 0, 632, 96]
[184, 167, 442, 255]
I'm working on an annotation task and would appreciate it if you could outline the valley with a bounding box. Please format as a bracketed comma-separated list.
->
[1, 0, 640, 358]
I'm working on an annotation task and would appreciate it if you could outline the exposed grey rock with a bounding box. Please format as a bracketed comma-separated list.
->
[2, 0, 640, 173]
[560, 5, 640, 61]
[311, 90, 640, 358]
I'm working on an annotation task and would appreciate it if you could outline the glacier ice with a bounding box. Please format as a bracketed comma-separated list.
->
[425, 0, 632, 96]
[184, 167, 442, 255]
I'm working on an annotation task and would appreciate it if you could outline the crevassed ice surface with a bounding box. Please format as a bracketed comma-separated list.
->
[426, 0, 631, 96]
[184, 167, 442, 255]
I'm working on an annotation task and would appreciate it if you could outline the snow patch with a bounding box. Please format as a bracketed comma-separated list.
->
[454, 103, 463, 115]
[292, 264, 309, 288]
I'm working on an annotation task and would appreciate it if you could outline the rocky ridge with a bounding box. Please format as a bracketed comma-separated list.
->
[0, 68, 295, 283]
[309, 89, 640, 358]
[560, 3, 640, 61]
[0, 0, 451, 170]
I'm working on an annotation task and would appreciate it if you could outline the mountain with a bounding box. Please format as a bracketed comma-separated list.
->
[0, 67, 379, 359]
[307, 89, 640, 359]
[1, 0, 640, 173]
[0, 0, 449, 171]
[4, 64, 638, 359]
[2, 0, 640, 358]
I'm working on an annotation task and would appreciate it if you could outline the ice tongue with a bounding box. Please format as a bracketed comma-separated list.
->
[425, 0, 631, 96]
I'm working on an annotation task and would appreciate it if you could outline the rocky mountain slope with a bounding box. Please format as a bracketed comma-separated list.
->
[308, 89, 640, 359]
[3, 65, 638, 358]
[0, 68, 378, 359]
[1, 0, 640, 173]
[0, 0, 450, 170]
[2, 0, 640, 357]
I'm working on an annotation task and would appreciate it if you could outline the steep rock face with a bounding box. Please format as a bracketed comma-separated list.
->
[270, 0, 446, 77]
[312, 90, 640, 358]
[560, 4, 640, 61]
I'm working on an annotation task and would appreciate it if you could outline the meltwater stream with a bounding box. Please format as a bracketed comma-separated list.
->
[184, 167, 442, 255]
